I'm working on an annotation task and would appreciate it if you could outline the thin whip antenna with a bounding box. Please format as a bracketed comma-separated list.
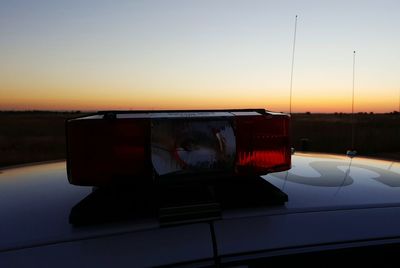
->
[289, 15, 298, 114]
[351, 51, 356, 150]
[346, 51, 357, 157]
[284, 15, 298, 192]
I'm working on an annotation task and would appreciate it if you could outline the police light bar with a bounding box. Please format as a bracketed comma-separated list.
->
[66, 109, 291, 186]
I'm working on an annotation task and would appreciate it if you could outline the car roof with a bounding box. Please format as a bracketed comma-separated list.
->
[225, 152, 400, 219]
[0, 162, 214, 266]
[1, 153, 400, 266]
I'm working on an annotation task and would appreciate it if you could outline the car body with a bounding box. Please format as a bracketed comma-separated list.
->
[1, 152, 400, 267]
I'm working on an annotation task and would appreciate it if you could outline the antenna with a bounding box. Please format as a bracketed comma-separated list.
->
[351, 51, 355, 149]
[289, 15, 298, 114]
[347, 51, 357, 158]
[284, 15, 298, 192]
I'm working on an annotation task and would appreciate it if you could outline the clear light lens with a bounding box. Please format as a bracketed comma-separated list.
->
[151, 118, 236, 176]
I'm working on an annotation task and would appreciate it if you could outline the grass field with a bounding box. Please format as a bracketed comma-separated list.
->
[291, 113, 400, 159]
[0, 111, 399, 167]
[0, 111, 86, 167]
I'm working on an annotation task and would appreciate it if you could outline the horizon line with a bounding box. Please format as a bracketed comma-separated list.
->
[0, 109, 399, 115]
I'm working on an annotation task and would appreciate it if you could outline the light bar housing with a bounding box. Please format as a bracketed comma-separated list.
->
[66, 109, 291, 186]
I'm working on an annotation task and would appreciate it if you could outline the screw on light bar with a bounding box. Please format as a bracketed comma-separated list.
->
[66, 109, 291, 186]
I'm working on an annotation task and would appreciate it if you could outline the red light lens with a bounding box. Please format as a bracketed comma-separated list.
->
[235, 114, 290, 174]
[66, 117, 151, 186]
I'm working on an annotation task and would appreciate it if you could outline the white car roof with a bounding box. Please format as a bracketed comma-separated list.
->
[1, 153, 400, 266]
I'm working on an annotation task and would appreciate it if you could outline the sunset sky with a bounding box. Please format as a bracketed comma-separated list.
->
[1, 0, 399, 112]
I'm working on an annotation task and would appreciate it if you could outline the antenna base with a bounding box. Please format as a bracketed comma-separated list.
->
[346, 150, 357, 158]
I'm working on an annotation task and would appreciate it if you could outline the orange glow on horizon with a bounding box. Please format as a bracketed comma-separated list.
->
[1, 88, 397, 113]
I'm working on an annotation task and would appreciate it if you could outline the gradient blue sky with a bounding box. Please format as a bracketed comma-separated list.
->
[0, 0, 399, 112]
